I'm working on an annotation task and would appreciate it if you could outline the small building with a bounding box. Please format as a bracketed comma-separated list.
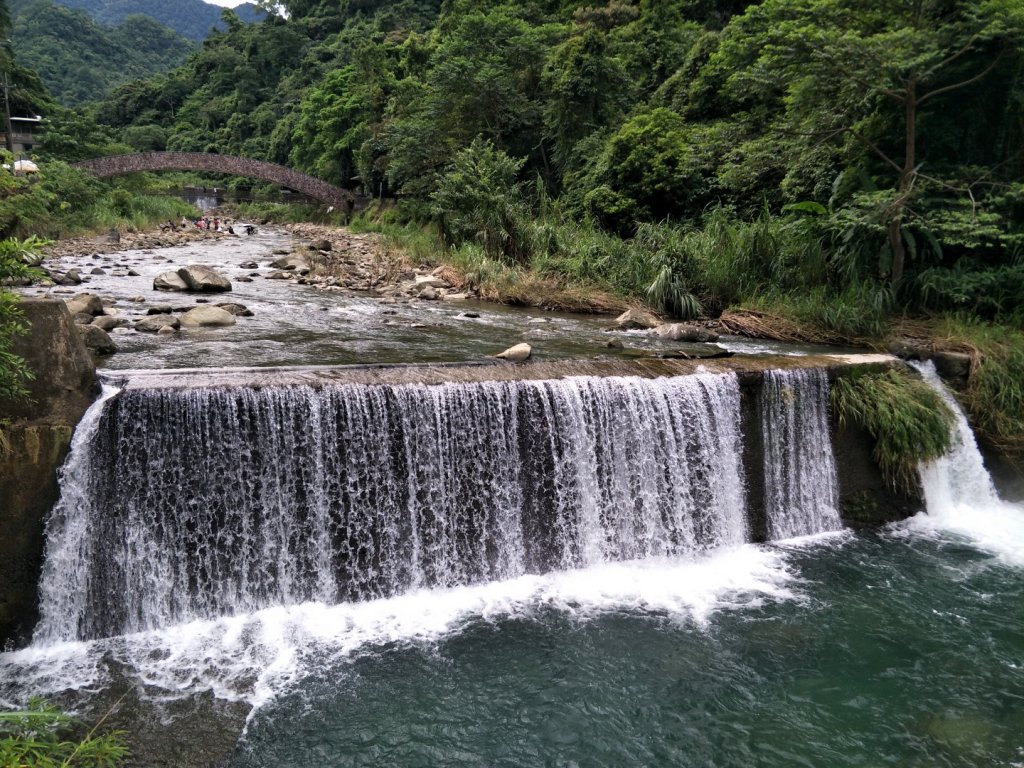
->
[0, 116, 43, 157]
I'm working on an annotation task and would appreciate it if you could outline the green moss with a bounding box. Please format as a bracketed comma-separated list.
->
[831, 368, 955, 491]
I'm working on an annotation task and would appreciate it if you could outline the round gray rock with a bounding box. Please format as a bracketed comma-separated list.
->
[153, 271, 189, 292]
[65, 293, 105, 316]
[495, 342, 532, 362]
[179, 306, 236, 327]
[135, 314, 181, 332]
[78, 324, 117, 355]
[177, 264, 232, 292]
[92, 315, 131, 331]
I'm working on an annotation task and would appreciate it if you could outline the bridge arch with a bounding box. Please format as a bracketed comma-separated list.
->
[74, 152, 354, 208]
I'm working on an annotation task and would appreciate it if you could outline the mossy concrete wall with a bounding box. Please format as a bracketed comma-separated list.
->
[735, 361, 920, 542]
[0, 299, 97, 647]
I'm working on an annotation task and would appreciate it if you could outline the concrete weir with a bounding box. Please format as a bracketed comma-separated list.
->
[3, 337, 912, 647]
[106, 352, 913, 539]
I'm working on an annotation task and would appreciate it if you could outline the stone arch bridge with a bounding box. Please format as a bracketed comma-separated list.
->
[74, 152, 354, 208]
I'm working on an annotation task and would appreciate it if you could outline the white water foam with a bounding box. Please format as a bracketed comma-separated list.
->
[2, 545, 798, 711]
[903, 361, 1024, 566]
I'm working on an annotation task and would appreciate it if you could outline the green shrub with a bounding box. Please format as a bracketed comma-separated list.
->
[0, 699, 127, 767]
[831, 368, 954, 491]
[431, 138, 530, 264]
[0, 237, 46, 401]
[939, 317, 1024, 458]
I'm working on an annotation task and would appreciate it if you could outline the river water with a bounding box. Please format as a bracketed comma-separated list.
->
[22, 228, 850, 369]
[3, 233, 1023, 767]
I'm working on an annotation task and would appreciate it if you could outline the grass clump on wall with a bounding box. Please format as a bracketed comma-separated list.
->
[831, 368, 954, 492]
[938, 317, 1024, 460]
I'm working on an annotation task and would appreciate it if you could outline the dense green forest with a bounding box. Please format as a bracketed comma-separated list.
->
[92, 0, 1024, 323]
[8, 0, 265, 42]
[12, 1, 195, 104]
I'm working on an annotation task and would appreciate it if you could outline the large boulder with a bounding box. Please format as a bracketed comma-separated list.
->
[495, 342, 532, 362]
[135, 314, 180, 332]
[270, 254, 311, 274]
[177, 265, 232, 292]
[179, 306, 236, 327]
[652, 323, 719, 343]
[65, 293, 104, 316]
[91, 315, 131, 332]
[77, 324, 117, 356]
[153, 271, 189, 292]
[612, 308, 660, 330]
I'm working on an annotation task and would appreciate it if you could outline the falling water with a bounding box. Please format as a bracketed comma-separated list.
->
[912, 361, 999, 509]
[910, 360, 1024, 565]
[760, 368, 842, 538]
[35, 372, 748, 643]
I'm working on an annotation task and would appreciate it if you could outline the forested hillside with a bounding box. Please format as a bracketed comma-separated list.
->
[8, 0, 264, 41]
[12, 0, 195, 104]
[97, 0, 1023, 301]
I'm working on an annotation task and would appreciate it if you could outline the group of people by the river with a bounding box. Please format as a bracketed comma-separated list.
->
[161, 217, 257, 235]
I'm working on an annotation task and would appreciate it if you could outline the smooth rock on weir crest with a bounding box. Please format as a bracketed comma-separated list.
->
[33, 358, 875, 644]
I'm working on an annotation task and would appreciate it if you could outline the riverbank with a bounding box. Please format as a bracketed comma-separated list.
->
[25, 219, 1024, 473]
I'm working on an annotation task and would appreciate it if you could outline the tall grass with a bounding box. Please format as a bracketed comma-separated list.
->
[935, 316, 1024, 459]
[832, 368, 955, 491]
[0, 698, 128, 767]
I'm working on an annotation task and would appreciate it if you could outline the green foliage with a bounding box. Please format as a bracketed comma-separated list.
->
[585, 108, 711, 230]
[0, 698, 127, 767]
[0, 163, 194, 239]
[832, 368, 955, 491]
[431, 138, 530, 264]
[940, 318, 1024, 458]
[0, 235, 46, 401]
[12, 0, 195, 105]
[917, 261, 1024, 321]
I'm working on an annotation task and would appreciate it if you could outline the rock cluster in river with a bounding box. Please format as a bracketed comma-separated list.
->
[154, 265, 232, 293]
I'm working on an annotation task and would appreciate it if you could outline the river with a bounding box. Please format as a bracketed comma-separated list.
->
[2, 231, 1022, 768]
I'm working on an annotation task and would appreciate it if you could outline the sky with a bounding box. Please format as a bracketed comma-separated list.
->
[204, 0, 248, 6]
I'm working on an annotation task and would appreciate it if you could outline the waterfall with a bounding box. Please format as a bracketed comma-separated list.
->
[910, 360, 1024, 566]
[911, 361, 999, 509]
[35, 372, 750, 643]
[760, 368, 842, 538]
[33, 383, 122, 644]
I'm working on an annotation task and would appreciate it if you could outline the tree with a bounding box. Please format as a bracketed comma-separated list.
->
[431, 137, 529, 263]
[586, 107, 712, 231]
[715, 0, 1024, 283]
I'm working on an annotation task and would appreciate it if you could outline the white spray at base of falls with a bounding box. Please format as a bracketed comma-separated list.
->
[761, 368, 842, 539]
[908, 361, 1024, 566]
[35, 372, 751, 643]
[4, 544, 801, 711]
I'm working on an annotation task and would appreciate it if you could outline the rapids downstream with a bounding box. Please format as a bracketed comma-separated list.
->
[2, 232, 1023, 767]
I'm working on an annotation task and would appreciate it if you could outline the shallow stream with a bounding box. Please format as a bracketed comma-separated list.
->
[22, 229, 851, 369]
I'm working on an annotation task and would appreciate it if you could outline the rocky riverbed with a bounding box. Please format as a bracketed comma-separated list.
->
[17, 222, 862, 370]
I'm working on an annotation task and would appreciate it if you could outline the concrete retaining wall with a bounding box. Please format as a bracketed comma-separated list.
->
[0, 300, 97, 646]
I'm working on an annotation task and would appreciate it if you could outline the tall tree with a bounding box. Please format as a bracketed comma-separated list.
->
[716, 0, 1024, 282]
